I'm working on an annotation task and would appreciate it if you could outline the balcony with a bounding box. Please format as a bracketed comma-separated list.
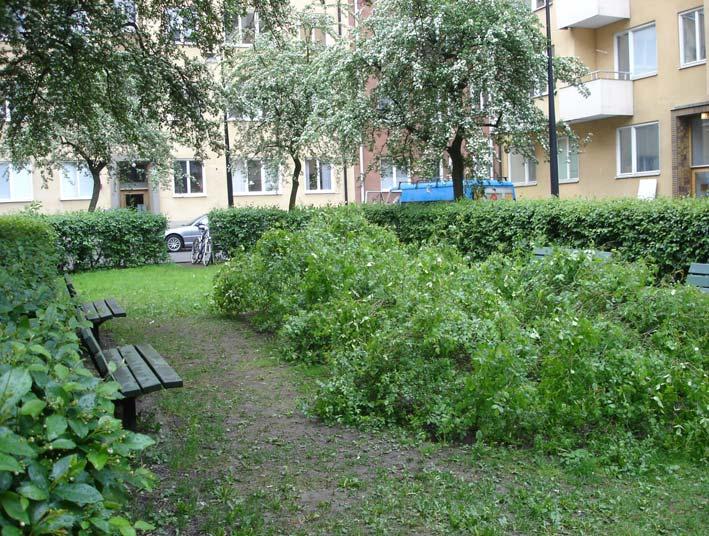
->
[556, 0, 630, 29]
[558, 71, 634, 123]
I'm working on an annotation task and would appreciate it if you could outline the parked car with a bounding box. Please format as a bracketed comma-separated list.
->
[165, 215, 208, 252]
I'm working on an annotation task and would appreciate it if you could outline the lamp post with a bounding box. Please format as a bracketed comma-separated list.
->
[545, 1, 560, 197]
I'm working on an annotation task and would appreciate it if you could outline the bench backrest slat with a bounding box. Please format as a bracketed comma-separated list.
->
[64, 274, 77, 298]
[79, 328, 110, 377]
[689, 263, 709, 276]
[534, 247, 613, 261]
[687, 263, 709, 292]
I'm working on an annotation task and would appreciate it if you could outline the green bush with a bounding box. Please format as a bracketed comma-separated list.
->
[48, 210, 168, 272]
[0, 216, 155, 534]
[213, 211, 709, 465]
[209, 207, 312, 255]
[209, 199, 709, 277]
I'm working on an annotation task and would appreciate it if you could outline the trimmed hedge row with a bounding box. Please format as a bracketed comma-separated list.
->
[0, 215, 155, 534]
[209, 199, 709, 276]
[48, 210, 168, 272]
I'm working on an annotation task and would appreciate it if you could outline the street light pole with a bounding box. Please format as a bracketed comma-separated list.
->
[545, 1, 560, 198]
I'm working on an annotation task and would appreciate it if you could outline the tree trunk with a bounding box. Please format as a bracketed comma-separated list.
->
[289, 156, 302, 211]
[88, 163, 106, 212]
[448, 129, 466, 200]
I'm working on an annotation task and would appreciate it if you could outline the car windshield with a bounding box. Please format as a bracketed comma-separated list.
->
[190, 215, 208, 226]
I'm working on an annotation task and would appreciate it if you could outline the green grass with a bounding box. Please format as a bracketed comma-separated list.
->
[72, 264, 709, 535]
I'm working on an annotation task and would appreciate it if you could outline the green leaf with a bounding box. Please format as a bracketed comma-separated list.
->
[109, 516, 132, 529]
[134, 520, 155, 531]
[0, 428, 35, 457]
[0, 453, 22, 473]
[17, 482, 49, 501]
[50, 438, 77, 450]
[87, 450, 109, 471]
[45, 414, 68, 441]
[68, 418, 90, 439]
[29, 344, 51, 358]
[121, 433, 155, 451]
[2, 526, 23, 536]
[0, 368, 32, 408]
[54, 483, 103, 505]
[0, 491, 30, 525]
[20, 398, 46, 418]
[51, 454, 76, 482]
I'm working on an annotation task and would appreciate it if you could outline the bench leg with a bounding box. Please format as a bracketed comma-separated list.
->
[117, 398, 137, 431]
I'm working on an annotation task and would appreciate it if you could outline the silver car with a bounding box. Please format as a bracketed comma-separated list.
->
[165, 215, 208, 252]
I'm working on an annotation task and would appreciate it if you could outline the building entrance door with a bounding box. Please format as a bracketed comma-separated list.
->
[120, 190, 150, 211]
[693, 169, 709, 198]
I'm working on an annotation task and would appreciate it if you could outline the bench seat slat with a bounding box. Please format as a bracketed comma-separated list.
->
[687, 274, 709, 289]
[689, 263, 709, 276]
[119, 346, 163, 394]
[136, 344, 183, 389]
[105, 348, 142, 398]
[92, 300, 113, 322]
[81, 302, 100, 322]
[105, 298, 127, 318]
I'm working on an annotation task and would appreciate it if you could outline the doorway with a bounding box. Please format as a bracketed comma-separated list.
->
[120, 191, 150, 211]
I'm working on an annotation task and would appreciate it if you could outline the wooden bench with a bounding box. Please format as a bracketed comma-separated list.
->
[533, 247, 613, 261]
[64, 274, 127, 338]
[688, 263, 709, 294]
[79, 327, 183, 430]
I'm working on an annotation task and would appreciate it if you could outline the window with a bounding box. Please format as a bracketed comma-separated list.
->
[114, 0, 137, 25]
[531, 0, 547, 10]
[117, 160, 149, 185]
[680, 8, 706, 67]
[2, 100, 9, 122]
[616, 24, 657, 78]
[173, 160, 204, 195]
[0, 162, 33, 202]
[61, 162, 93, 200]
[166, 8, 195, 43]
[617, 122, 660, 176]
[508, 152, 537, 185]
[233, 159, 279, 193]
[557, 138, 579, 183]
[380, 158, 409, 191]
[226, 11, 259, 45]
[305, 159, 333, 192]
[691, 115, 709, 167]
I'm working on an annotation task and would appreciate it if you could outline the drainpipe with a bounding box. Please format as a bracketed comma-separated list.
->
[359, 144, 366, 203]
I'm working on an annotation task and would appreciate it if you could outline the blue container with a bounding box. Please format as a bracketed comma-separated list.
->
[399, 179, 516, 203]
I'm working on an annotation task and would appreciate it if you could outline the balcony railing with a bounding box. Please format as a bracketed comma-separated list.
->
[559, 71, 634, 123]
[556, 0, 630, 29]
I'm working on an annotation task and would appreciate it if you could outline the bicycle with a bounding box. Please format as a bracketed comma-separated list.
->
[191, 223, 213, 266]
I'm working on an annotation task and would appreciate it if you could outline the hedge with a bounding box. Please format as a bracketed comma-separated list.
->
[210, 199, 709, 277]
[0, 215, 155, 534]
[48, 210, 168, 272]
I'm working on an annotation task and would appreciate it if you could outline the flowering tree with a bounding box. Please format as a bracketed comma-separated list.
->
[330, 0, 586, 199]
[225, 8, 353, 210]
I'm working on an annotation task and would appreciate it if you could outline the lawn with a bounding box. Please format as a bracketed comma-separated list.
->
[72, 264, 708, 535]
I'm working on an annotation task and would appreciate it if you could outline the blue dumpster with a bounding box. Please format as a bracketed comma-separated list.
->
[399, 179, 516, 203]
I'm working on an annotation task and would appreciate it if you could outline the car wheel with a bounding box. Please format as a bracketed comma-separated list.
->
[166, 234, 184, 252]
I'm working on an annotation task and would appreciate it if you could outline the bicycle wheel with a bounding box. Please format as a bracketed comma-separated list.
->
[202, 239, 212, 266]
[191, 237, 202, 264]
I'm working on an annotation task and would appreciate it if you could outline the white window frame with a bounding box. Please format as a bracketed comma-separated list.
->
[226, 11, 260, 47]
[557, 137, 580, 184]
[173, 159, 206, 197]
[508, 152, 537, 186]
[0, 162, 33, 203]
[531, 0, 548, 11]
[679, 7, 706, 68]
[616, 121, 661, 178]
[615, 23, 658, 80]
[233, 158, 280, 195]
[380, 158, 410, 191]
[60, 162, 94, 200]
[304, 159, 335, 193]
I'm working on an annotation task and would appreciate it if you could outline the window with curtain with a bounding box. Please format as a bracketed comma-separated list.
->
[380, 158, 409, 191]
[557, 138, 579, 183]
[508, 152, 536, 184]
[305, 159, 333, 192]
[0, 162, 33, 202]
[680, 8, 706, 67]
[233, 159, 278, 193]
[616, 24, 657, 78]
[616, 122, 660, 176]
[61, 162, 94, 200]
[173, 160, 204, 195]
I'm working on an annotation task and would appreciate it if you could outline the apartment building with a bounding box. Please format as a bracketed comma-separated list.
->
[0, 1, 355, 225]
[502, 0, 709, 200]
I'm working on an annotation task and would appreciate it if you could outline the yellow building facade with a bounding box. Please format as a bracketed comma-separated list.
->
[504, 0, 709, 200]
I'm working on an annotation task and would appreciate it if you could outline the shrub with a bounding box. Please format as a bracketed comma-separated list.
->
[47, 210, 168, 272]
[209, 207, 312, 255]
[213, 212, 709, 465]
[209, 199, 709, 277]
[0, 216, 155, 534]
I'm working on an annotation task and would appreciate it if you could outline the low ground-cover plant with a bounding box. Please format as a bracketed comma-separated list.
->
[213, 210, 709, 465]
[0, 215, 156, 534]
[48, 210, 168, 272]
[209, 198, 709, 277]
